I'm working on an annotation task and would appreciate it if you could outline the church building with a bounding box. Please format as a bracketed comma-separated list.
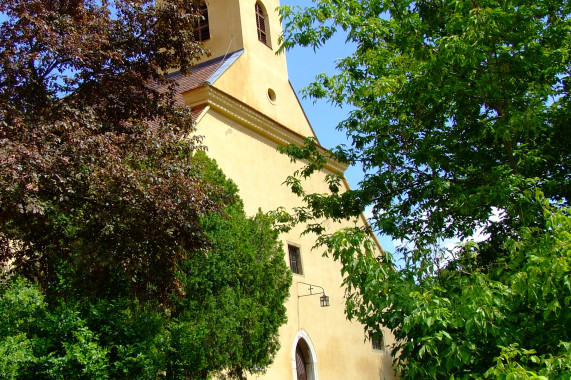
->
[171, 0, 396, 378]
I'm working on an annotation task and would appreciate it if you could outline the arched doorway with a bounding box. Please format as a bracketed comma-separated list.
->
[295, 342, 308, 380]
[291, 330, 318, 380]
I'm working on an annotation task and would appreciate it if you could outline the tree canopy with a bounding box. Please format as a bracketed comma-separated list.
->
[0, 152, 291, 379]
[279, 0, 571, 377]
[0, 0, 215, 302]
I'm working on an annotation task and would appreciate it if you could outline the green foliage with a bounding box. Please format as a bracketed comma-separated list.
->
[0, 278, 111, 379]
[163, 152, 292, 379]
[317, 196, 571, 379]
[0, 154, 291, 379]
[281, 0, 570, 258]
[0, 278, 41, 379]
[280, 0, 570, 378]
[0, 0, 291, 377]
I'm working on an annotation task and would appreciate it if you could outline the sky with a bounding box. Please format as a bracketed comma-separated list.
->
[279, 0, 397, 253]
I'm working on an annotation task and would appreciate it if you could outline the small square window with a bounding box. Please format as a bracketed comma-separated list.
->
[288, 244, 303, 275]
[371, 335, 384, 350]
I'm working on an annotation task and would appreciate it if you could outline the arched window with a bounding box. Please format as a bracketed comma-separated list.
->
[194, 4, 210, 42]
[255, 2, 270, 47]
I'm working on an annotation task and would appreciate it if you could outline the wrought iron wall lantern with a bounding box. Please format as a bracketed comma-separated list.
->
[298, 282, 330, 307]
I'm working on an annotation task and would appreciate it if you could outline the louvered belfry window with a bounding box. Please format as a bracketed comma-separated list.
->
[255, 2, 268, 45]
[194, 5, 210, 42]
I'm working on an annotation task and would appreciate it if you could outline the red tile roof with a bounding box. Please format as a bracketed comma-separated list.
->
[167, 50, 243, 105]
[146, 51, 241, 130]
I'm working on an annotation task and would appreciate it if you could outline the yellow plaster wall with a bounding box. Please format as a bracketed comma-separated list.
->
[202, 0, 245, 58]
[195, 109, 396, 380]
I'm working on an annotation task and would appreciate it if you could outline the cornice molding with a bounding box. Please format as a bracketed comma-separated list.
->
[182, 85, 348, 174]
[183, 85, 385, 255]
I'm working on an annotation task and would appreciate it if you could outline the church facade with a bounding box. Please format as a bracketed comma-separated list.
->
[172, 1, 396, 378]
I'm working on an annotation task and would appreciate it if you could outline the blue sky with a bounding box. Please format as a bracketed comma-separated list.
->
[280, 0, 397, 253]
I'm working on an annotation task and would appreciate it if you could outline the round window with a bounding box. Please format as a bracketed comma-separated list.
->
[267, 88, 277, 103]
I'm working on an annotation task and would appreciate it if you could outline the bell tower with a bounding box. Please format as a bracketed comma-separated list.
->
[202, 0, 283, 60]
[190, 0, 311, 134]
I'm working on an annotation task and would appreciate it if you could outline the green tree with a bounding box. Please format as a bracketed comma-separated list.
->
[0, 153, 291, 379]
[163, 152, 292, 379]
[279, 0, 570, 378]
[0, 277, 112, 379]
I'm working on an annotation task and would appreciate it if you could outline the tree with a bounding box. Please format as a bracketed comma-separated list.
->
[279, 0, 570, 377]
[162, 152, 291, 379]
[0, 0, 217, 302]
[0, 153, 291, 379]
[0, 1, 291, 377]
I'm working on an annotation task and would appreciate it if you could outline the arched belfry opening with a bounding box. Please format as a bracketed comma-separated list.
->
[255, 1, 271, 47]
[193, 4, 210, 42]
[292, 330, 318, 380]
